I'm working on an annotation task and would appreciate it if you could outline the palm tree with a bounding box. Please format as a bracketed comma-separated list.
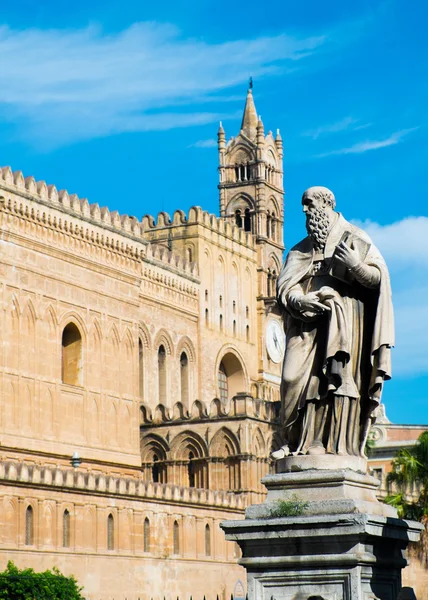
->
[385, 431, 428, 519]
[385, 431, 428, 564]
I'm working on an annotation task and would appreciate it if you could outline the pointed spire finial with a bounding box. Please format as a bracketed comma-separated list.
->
[240, 88, 258, 140]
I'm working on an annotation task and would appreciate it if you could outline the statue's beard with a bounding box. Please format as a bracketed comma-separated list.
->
[306, 206, 331, 250]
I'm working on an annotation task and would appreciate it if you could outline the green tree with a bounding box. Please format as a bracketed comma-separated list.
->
[0, 561, 85, 600]
[385, 431, 428, 565]
[385, 431, 428, 520]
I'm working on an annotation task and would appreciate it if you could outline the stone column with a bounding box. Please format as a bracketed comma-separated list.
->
[221, 458, 423, 600]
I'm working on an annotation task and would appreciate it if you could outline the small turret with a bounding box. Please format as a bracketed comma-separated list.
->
[217, 122, 226, 152]
[275, 128, 283, 158]
[256, 116, 265, 147]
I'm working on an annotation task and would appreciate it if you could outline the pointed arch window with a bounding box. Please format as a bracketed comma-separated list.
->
[205, 524, 211, 556]
[158, 345, 166, 404]
[63, 509, 70, 548]
[139, 339, 144, 398]
[244, 208, 252, 232]
[173, 520, 180, 555]
[62, 323, 82, 386]
[188, 451, 195, 488]
[25, 505, 34, 546]
[180, 352, 189, 406]
[107, 513, 114, 550]
[144, 517, 150, 552]
[235, 209, 243, 228]
[271, 212, 277, 241]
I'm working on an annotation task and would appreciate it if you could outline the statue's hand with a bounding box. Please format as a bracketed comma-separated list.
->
[335, 241, 360, 269]
[299, 292, 330, 314]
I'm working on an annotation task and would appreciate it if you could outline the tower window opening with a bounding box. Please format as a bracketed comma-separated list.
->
[158, 345, 166, 404]
[63, 509, 70, 548]
[144, 517, 150, 552]
[205, 308, 209, 326]
[152, 455, 160, 483]
[235, 209, 242, 228]
[244, 208, 252, 232]
[107, 513, 114, 550]
[233, 320, 236, 337]
[62, 323, 82, 386]
[139, 338, 144, 398]
[266, 212, 271, 238]
[246, 325, 250, 343]
[180, 352, 189, 407]
[205, 524, 211, 557]
[173, 521, 180, 554]
[267, 271, 272, 297]
[235, 167, 240, 182]
[25, 505, 34, 546]
[271, 213, 276, 241]
[188, 452, 195, 488]
[219, 314, 223, 331]
[218, 362, 228, 402]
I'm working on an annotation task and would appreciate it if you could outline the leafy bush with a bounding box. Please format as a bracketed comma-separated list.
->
[269, 494, 309, 518]
[0, 561, 85, 600]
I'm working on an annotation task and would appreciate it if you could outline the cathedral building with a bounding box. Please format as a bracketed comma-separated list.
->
[0, 88, 286, 599]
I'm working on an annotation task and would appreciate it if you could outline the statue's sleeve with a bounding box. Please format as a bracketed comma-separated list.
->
[349, 262, 380, 289]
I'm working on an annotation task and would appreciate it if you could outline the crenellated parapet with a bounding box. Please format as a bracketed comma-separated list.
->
[0, 166, 202, 280]
[142, 206, 255, 248]
[0, 459, 246, 510]
[140, 394, 278, 426]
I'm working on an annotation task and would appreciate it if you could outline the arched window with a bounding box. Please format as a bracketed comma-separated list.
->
[188, 451, 195, 488]
[266, 212, 271, 238]
[186, 247, 193, 263]
[205, 524, 211, 557]
[205, 309, 209, 327]
[180, 352, 189, 406]
[218, 362, 228, 402]
[63, 509, 70, 548]
[25, 505, 33, 546]
[235, 209, 242, 228]
[233, 320, 236, 337]
[217, 353, 246, 400]
[62, 323, 82, 386]
[139, 339, 144, 398]
[271, 212, 276, 241]
[158, 345, 166, 404]
[152, 455, 160, 483]
[246, 325, 250, 343]
[107, 513, 114, 550]
[267, 270, 272, 297]
[244, 208, 252, 232]
[173, 520, 180, 554]
[219, 314, 223, 332]
[144, 517, 150, 552]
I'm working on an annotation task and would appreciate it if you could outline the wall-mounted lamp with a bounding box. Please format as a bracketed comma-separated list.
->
[71, 452, 81, 469]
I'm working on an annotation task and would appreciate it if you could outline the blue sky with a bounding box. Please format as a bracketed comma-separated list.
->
[0, 0, 427, 424]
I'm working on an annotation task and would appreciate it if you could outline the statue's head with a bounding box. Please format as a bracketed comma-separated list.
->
[302, 186, 336, 250]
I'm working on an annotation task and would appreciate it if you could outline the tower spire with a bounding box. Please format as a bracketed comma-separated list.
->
[240, 86, 258, 141]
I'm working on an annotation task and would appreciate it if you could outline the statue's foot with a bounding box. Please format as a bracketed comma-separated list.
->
[307, 442, 326, 455]
[271, 445, 290, 460]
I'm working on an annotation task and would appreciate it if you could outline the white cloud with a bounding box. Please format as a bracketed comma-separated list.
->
[0, 22, 326, 146]
[317, 128, 418, 157]
[353, 216, 428, 377]
[188, 139, 217, 149]
[303, 116, 360, 139]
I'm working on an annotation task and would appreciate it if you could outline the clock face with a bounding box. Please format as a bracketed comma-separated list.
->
[266, 319, 286, 364]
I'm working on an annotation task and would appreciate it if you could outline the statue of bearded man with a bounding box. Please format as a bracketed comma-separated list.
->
[274, 186, 394, 458]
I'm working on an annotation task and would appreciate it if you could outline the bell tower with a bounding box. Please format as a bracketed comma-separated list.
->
[218, 84, 285, 401]
[218, 85, 285, 302]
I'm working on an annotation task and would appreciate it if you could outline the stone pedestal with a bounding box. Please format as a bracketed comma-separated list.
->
[221, 461, 423, 600]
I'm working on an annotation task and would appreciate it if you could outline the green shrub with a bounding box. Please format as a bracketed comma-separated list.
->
[0, 561, 85, 600]
[269, 494, 309, 518]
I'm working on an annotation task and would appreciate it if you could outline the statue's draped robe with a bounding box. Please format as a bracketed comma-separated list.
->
[277, 214, 394, 455]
